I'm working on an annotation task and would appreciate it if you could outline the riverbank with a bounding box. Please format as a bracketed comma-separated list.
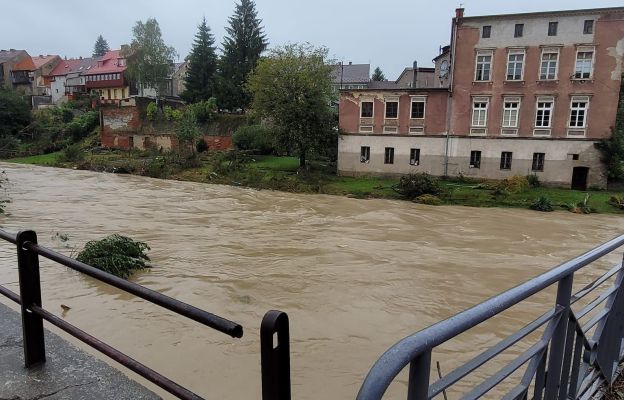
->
[6, 150, 624, 214]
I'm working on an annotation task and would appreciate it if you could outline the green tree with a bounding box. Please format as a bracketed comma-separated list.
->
[217, 0, 268, 111]
[597, 74, 624, 181]
[176, 111, 201, 154]
[372, 66, 386, 81]
[123, 18, 177, 98]
[92, 35, 110, 57]
[0, 88, 31, 138]
[248, 43, 336, 168]
[182, 18, 218, 103]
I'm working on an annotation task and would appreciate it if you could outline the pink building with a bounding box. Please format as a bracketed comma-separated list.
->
[338, 6, 624, 189]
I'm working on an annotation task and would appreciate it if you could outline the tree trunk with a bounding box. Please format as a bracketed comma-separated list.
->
[299, 151, 306, 168]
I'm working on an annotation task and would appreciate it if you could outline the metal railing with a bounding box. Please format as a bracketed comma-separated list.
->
[357, 233, 624, 400]
[0, 228, 291, 400]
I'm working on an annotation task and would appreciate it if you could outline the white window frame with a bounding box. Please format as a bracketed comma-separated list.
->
[539, 48, 559, 80]
[383, 126, 398, 134]
[568, 96, 590, 129]
[474, 50, 493, 82]
[471, 97, 489, 128]
[409, 95, 427, 119]
[384, 96, 399, 119]
[534, 96, 554, 136]
[360, 99, 374, 118]
[574, 47, 595, 80]
[502, 97, 521, 128]
[358, 125, 373, 133]
[506, 49, 525, 81]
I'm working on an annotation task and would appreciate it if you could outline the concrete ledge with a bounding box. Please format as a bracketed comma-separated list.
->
[0, 301, 160, 400]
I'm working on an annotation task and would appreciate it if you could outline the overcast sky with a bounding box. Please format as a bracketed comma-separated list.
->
[2, 0, 622, 79]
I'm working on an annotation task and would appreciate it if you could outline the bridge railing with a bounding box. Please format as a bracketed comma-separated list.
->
[0, 228, 290, 400]
[357, 234, 624, 400]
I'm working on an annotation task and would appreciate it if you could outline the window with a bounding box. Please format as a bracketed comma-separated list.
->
[548, 21, 558, 36]
[540, 50, 559, 80]
[360, 146, 370, 163]
[535, 98, 554, 128]
[572, 154, 580, 160]
[409, 148, 420, 166]
[500, 152, 512, 170]
[506, 50, 525, 80]
[470, 151, 481, 168]
[575, 50, 594, 79]
[475, 51, 492, 81]
[583, 20, 594, 34]
[384, 147, 394, 164]
[410, 97, 426, 119]
[502, 98, 520, 128]
[361, 101, 373, 118]
[385, 99, 398, 119]
[569, 97, 589, 128]
[532, 153, 545, 172]
[482, 25, 491, 38]
[471, 98, 489, 127]
[514, 24, 524, 38]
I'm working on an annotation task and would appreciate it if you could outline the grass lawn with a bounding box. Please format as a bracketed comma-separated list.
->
[5, 152, 62, 165]
[248, 155, 300, 171]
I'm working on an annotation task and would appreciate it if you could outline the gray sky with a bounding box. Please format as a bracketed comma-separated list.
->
[3, 0, 623, 79]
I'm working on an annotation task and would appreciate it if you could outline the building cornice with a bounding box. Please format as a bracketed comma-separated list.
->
[462, 6, 624, 22]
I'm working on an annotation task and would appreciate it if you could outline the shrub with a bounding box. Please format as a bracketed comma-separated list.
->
[76, 234, 150, 279]
[530, 196, 554, 212]
[497, 175, 529, 193]
[393, 173, 443, 199]
[232, 125, 275, 155]
[146, 102, 157, 121]
[66, 111, 99, 142]
[189, 98, 217, 123]
[608, 195, 624, 210]
[196, 138, 209, 153]
[527, 174, 540, 188]
[164, 106, 183, 121]
[415, 194, 442, 205]
[58, 144, 84, 163]
[142, 156, 170, 178]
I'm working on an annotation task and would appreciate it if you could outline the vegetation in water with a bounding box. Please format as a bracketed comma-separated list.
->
[76, 234, 150, 279]
[530, 196, 554, 212]
[393, 173, 443, 199]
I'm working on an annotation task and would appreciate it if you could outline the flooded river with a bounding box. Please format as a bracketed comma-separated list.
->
[0, 163, 622, 399]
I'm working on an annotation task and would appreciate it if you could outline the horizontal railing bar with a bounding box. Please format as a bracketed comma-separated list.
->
[0, 230, 17, 244]
[29, 304, 203, 400]
[428, 307, 559, 397]
[23, 241, 243, 338]
[571, 263, 622, 304]
[460, 343, 547, 400]
[0, 284, 20, 304]
[575, 286, 617, 320]
[581, 308, 608, 334]
[357, 233, 624, 400]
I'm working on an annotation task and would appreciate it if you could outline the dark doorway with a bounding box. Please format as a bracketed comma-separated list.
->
[571, 167, 589, 190]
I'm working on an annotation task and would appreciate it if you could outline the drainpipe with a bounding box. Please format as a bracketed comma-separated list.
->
[412, 61, 418, 88]
[444, 9, 461, 177]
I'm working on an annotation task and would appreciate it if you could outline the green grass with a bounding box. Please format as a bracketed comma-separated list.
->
[6, 152, 62, 165]
[248, 155, 300, 171]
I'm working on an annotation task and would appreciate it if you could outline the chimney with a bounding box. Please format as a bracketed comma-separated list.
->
[412, 61, 418, 89]
[455, 7, 464, 19]
[348, 61, 352, 65]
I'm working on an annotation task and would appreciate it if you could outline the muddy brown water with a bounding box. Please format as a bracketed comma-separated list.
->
[0, 163, 622, 399]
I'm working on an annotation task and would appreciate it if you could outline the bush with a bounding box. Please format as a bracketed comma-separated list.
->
[164, 106, 183, 121]
[76, 234, 150, 279]
[66, 111, 99, 142]
[196, 138, 209, 153]
[497, 175, 529, 193]
[58, 144, 84, 163]
[232, 125, 275, 155]
[143, 156, 170, 178]
[146, 102, 157, 121]
[415, 194, 442, 205]
[393, 173, 443, 199]
[609, 195, 624, 210]
[530, 196, 554, 212]
[527, 174, 540, 188]
[189, 98, 217, 123]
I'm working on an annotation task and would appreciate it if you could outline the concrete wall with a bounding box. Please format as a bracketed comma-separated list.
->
[337, 134, 606, 188]
[50, 76, 66, 103]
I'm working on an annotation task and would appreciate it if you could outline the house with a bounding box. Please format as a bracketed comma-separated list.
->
[395, 65, 438, 89]
[331, 62, 370, 90]
[0, 49, 31, 91]
[10, 55, 36, 95]
[49, 57, 95, 103]
[31, 55, 61, 95]
[82, 49, 130, 103]
[337, 6, 624, 189]
[169, 62, 187, 98]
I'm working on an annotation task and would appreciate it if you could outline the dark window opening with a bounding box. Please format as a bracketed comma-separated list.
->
[583, 20, 594, 34]
[500, 152, 512, 170]
[482, 25, 491, 38]
[548, 21, 558, 36]
[384, 147, 394, 164]
[360, 146, 370, 163]
[385, 101, 398, 118]
[409, 148, 420, 166]
[532, 152, 545, 172]
[514, 24, 524, 38]
[572, 154, 580, 161]
[411, 101, 425, 119]
[361, 102, 373, 118]
[470, 151, 481, 169]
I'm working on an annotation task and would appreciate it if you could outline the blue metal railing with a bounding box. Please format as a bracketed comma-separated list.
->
[357, 234, 624, 400]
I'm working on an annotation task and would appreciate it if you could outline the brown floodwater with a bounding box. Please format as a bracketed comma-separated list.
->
[0, 163, 622, 399]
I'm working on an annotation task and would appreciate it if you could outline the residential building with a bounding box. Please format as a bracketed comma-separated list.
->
[0, 49, 31, 91]
[49, 57, 95, 103]
[169, 62, 187, 98]
[338, 6, 624, 189]
[10, 55, 36, 95]
[395, 65, 437, 88]
[82, 49, 129, 103]
[31, 55, 61, 95]
[331, 62, 370, 90]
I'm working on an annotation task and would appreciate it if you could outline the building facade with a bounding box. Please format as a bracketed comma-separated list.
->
[338, 7, 624, 189]
[0, 49, 31, 91]
[83, 50, 129, 103]
[49, 57, 95, 103]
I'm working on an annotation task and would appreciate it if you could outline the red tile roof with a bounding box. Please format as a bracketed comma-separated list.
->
[13, 56, 36, 71]
[49, 58, 95, 77]
[83, 50, 126, 75]
[32, 55, 59, 69]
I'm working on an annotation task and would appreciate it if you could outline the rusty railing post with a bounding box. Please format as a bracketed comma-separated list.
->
[16, 230, 46, 367]
[261, 310, 291, 400]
